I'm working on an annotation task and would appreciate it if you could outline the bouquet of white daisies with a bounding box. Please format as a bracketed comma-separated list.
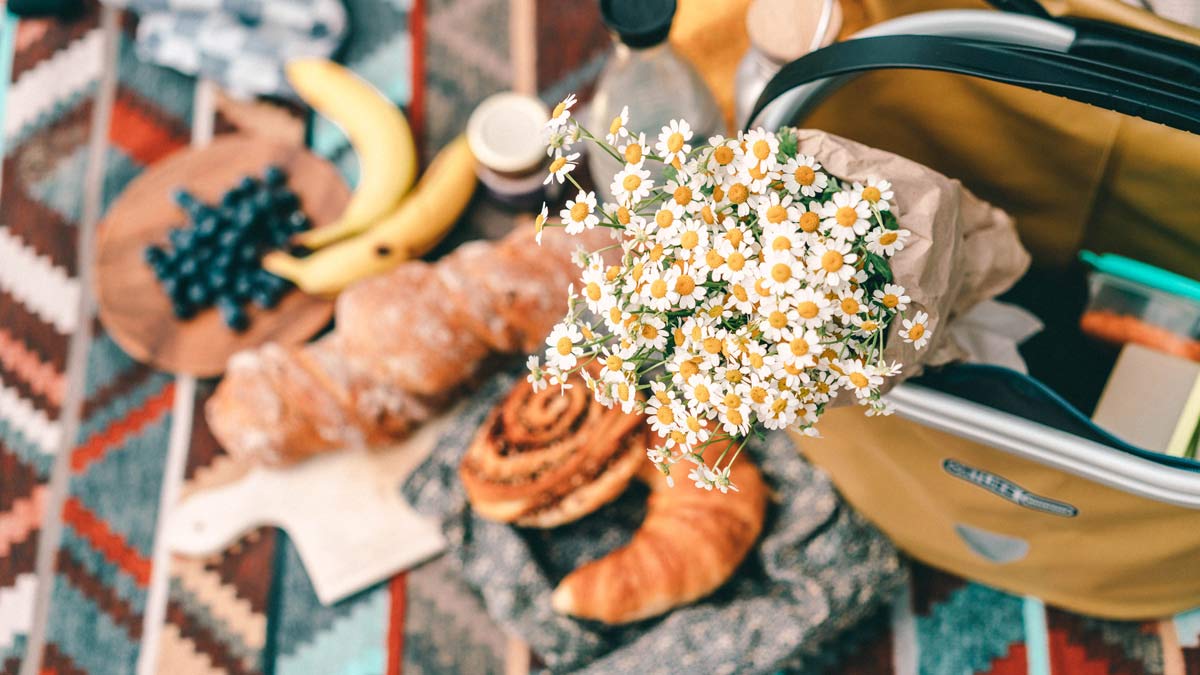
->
[527, 95, 939, 493]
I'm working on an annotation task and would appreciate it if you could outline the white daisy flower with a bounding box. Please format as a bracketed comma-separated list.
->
[545, 323, 583, 370]
[656, 119, 693, 166]
[545, 151, 579, 185]
[866, 227, 910, 257]
[604, 105, 630, 145]
[742, 128, 780, 169]
[718, 387, 753, 435]
[779, 328, 820, 368]
[839, 360, 883, 399]
[688, 465, 717, 491]
[865, 398, 896, 417]
[547, 93, 577, 130]
[806, 238, 858, 288]
[782, 154, 828, 197]
[706, 135, 742, 176]
[526, 355, 547, 392]
[723, 180, 754, 217]
[618, 132, 648, 166]
[834, 286, 866, 322]
[756, 192, 800, 228]
[856, 177, 895, 212]
[757, 296, 798, 342]
[634, 313, 669, 351]
[560, 190, 599, 234]
[664, 176, 701, 214]
[610, 164, 652, 205]
[791, 287, 833, 328]
[901, 310, 932, 349]
[724, 280, 757, 314]
[533, 202, 550, 245]
[761, 388, 800, 430]
[761, 252, 805, 294]
[820, 190, 873, 240]
[682, 375, 720, 412]
[873, 283, 911, 312]
[761, 221, 804, 257]
[544, 123, 580, 158]
[579, 265, 614, 314]
[663, 265, 706, 309]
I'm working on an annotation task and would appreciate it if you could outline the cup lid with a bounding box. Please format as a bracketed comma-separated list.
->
[466, 92, 550, 174]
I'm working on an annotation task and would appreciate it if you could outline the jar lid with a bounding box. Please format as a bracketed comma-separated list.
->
[600, 0, 676, 49]
[466, 92, 550, 175]
[746, 0, 842, 63]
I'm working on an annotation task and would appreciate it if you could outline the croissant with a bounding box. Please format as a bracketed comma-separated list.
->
[551, 448, 768, 624]
[206, 226, 608, 465]
[459, 367, 648, 528]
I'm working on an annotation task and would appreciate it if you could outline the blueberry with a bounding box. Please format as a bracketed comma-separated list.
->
[232, 275, 254, 302]
[167, 227, 193, 250]
[188, 279, 214, 303]
[251, 189, 273, 212]
[218, 228, 241, 250]
[272, 192, 299, 214]
[238, 176, 258, 194]
[176, 257, 198, 278]
[172, 300, 196, 319]
[144, 244, 168, 265]
[194, 215, 220, 241]
[234, 242, 257, 263]
[217, 298, 249, 331]
[264, 165, 287, 187]
[251, 286, 282, 309]
[287, 211, 310, 232]
[172, 189, 196, 210]
[212, 249, 234, 271]
[220, 191, 240, 209]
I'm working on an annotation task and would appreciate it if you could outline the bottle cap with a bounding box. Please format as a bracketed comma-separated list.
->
[600, 0, 677, 49]
[467, 92, 549, 175]
[746, 0, 842, 63]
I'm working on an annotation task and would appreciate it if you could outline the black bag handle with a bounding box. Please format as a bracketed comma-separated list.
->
[745, 35, 1200, 134]
[984, 0, 1200, 86]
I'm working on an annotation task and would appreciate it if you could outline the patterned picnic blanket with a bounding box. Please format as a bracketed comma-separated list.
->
[2, 0, 1199, 673]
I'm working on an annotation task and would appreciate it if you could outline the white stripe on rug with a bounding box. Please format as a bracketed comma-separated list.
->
[3, 28, 103, 144]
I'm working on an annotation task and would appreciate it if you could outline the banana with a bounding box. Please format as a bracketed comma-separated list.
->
[287, 58, 418, 250]
[263, 136, 476, 296]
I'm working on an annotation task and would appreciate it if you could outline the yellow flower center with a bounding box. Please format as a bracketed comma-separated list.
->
[726, 228, 744, 247]
[603, 266, 619, 283]
[879, 231, 898, 246]
[691, 383, 710, 403]
[706, 249, 725, 268]
[789, 337, 810, 356]
[766, 204, 787, 224]
[849, 372, 870, 388]
[713, 145, 734, 165]
[768, 310, 788, 328]
[771, 263, 791, 283]
[616, 206, 630, 225]
[656, 405, 675, 424]
[699, 205, 715, 224]
[821, 250, 844, 273]
[674, 274, 696, 295]
[601, 355, 622, 373]
[908, 323, 926, 340]
[703, 337, 724, 354]
[771, 398, 789, 413]
[680, 359, 699, 380]
[649, 243, 664, 262]
[772, 235, 792, 251]
[641, 324, 659, 340]
[609, 306, 622, 323]
[750, 386, 768, 404]
[650, 278, 668, 299]
[609, 115, 623, 135]
[749, 163, 767, 181]
[753, 139, 771, 160]
[755, 278, 771, 296]
[667, 132, 685, 153]
[551, 102, 566, 118]
[687, 416, 702, 432]
[655, 209, 674, 229]
[673, 186, 692, 205]
[799, 211, 820, 233]
[728, 183, 749, 204]
[794, 165, 815, 186]
[618, 382, 630, 400]
[713, 185, 725, 202]
[624, 143, 643, 164]
[841, 298, 860, 315]
[731, 284, 748, 302]
[727, 252, 746, 272]
[881, 294, 899, 309]
[727, 409, 744, 425]
[749, 352, 764, 369]
[622, 173, 642, 192]
[725, 369, 743, 383]
[680, 230, 699, 250]
[724, 393, 741, 408]
[570, 202, 589, 221]
[549, 156, 566, 173]
[707, 304, 724, 318]
[586, 282, 602, 301]
[836, 206, 859, 228]
[862, 186, 882, 202]
[631, 263, 644, 281]
[556, 336, 573, 355]
[797, 301, 819, 319]
[861, 320, 879, 332]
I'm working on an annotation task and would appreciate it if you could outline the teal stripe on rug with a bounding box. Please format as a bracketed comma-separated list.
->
[0, 11, 16, 158]
[916, 582, 1025, 674]
[1023, 596, 1050, 675]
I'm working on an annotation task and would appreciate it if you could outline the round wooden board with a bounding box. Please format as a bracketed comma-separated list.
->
[96, 134, 351, 377]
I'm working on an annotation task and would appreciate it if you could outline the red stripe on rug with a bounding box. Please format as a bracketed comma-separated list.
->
[70, 381, 175, 474]
[61, 496, 151, 586]
[108, 94, 189, 166]
[386, 573, 407, 675]
[0, 484, 46, 558]
[0, 326, 65, 406]
[982, 642, 1028, 675]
